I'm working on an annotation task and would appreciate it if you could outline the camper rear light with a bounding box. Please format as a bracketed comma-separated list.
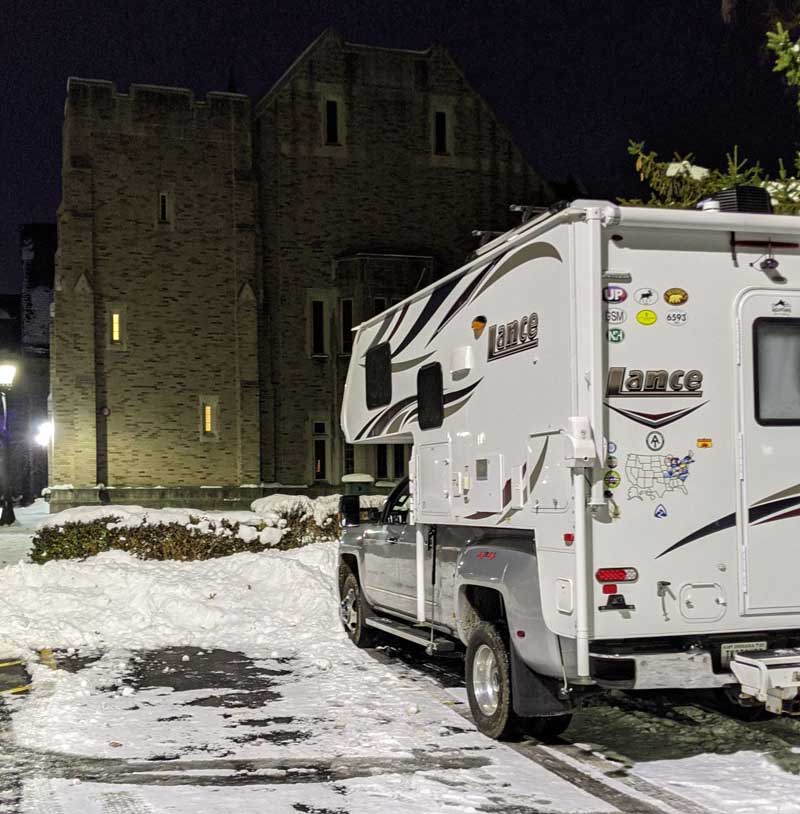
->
[596, 568, 638, 583]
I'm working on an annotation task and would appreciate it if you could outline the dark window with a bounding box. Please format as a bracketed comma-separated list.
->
[311, 300, 325, 356]
[313, 421, 326, 435]
[344, 442, 355, 475]
[341, 299, 353, 354]
[325, 100, 339, 145]
[434, 111, 447, 155]
[384, 478, 410, 525]
[158, 192, 169, 223]
[376, 444, 388, 479]
[417, 363, 444, 430]
[314, 438, 327, 480]
[365, 342, 391, 409]
[754, 317, 800, 424]
[374, 297, 387, 316]
[393, 445, 406, 479]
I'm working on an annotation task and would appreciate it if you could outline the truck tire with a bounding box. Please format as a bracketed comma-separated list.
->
[339, 571, 376, 648]
[520, 713, 572, 742]
[466, 622, 519, 740]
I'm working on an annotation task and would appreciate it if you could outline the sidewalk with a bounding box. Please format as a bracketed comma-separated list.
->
[0, 500, 49, 567]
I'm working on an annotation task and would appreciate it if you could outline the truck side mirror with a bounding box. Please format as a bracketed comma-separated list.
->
[339, 494, 361, 527]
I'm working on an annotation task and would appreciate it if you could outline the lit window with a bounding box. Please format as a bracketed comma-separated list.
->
[340, 299, 353, 354]
[111, 312, 121, 344]
[199, 395, 219, 440]
[311, 300, 325, 356]
[325, 100, 339, 145]
[434, 111, 448, 155]
[158, 192, 170, 223]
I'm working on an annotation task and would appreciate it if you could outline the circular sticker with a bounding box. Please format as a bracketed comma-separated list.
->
[605, 308, 627, 324]
[603, 285, 627, 304]
[665, 310, 688, 327]
[636, 309, 657, 326]
[607, 327, 625, 343]
[646, 431, 665, 451]
[634, 288, 658, 305]
[606, 455, 618, 468]
[607, 441, 617, 455]
[603, 470, 621, 490]
[664, 287, 688, 306]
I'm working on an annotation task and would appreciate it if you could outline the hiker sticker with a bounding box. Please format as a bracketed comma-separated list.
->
[604, 470, 621, 490]
[697, 438, 713, 448]
[646, 431, 664, 451]
[603, 285, 627, 303]
[635, 288, 658, 305]
[607, 327, 625, 343]
[654, 504, 668, 519]
[636, 309, 657, 326]
[664, 288, 688, 306]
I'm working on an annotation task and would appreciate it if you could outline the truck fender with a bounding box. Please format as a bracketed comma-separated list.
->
[455, 541, 564, 679]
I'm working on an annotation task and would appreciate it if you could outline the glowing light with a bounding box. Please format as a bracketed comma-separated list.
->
[35, 421, 53, 447]
[0, 364, 16, 388]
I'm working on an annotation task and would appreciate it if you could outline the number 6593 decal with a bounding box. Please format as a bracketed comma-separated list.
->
[665, 310, 688, 326]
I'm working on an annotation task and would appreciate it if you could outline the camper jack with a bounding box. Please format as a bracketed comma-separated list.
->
[338, 197, 800, 739]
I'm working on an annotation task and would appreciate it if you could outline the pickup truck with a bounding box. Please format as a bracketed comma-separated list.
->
[337, 477, 573, 741]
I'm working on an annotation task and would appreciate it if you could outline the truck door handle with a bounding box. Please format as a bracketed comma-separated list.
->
[387, 535, 399, 543]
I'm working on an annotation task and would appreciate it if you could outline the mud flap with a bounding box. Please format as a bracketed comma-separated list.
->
[510, 639, 572, 717]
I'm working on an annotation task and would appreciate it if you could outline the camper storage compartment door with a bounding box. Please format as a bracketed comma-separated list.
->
[417, 442, 451, 518]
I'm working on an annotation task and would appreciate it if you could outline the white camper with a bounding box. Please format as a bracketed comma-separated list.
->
[338, 197, 800, 739]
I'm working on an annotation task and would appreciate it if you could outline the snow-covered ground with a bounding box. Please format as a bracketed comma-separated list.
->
[0, 500, 50, 566]
[3, 503, 800, 812]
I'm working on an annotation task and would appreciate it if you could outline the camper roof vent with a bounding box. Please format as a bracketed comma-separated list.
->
[710, 185, 773, 215]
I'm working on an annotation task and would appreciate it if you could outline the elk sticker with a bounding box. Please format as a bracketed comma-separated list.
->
[487, 311, 539, 361]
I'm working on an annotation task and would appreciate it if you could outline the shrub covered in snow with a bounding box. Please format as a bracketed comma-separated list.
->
[30, 494, 386, 563]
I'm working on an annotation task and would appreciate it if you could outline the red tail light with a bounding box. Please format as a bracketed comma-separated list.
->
[596, 567, 638, 583]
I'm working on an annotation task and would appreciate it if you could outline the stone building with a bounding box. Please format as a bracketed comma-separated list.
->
[50, 30, 553, 507]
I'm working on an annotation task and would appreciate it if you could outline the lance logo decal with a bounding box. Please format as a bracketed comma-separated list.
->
[487, 311, 538, 361]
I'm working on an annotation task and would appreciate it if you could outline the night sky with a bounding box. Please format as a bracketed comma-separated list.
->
[1, 0, 797, 292]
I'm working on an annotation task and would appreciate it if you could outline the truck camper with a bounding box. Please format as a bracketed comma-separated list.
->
[338, 195, 800, 740]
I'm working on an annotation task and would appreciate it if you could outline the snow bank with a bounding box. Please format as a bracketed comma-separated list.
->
[0, 543, 340, 657]
[250, 493, 386, 529]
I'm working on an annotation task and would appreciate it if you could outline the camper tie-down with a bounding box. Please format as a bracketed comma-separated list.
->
[337, 195, 800, 739]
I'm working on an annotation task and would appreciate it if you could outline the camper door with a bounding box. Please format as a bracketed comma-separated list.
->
[738, 290, 800, 615]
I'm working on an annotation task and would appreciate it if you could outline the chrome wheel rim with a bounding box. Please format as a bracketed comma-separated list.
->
[340, 588, 359, 633]
[472, 643, 500, 716]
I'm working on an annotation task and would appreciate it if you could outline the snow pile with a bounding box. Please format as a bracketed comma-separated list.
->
[0, 543, 340, 657]
[39, 504, 282, 546]
[251, 493, 386, 530]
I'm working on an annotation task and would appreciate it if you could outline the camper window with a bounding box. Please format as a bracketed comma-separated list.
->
[417, 362, 444, 429]
[366, 342, 392, 409]
[754, 317, 800, 424]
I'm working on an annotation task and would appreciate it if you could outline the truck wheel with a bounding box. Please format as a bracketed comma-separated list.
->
[520, 713, 573, 742]
[466, 622, 519, 740]
[339, 571, 375, 648]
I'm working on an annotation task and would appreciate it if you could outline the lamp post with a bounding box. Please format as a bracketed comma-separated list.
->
[0, 361, 17, 526]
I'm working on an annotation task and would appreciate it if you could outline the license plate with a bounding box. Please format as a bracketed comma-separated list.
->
[720, 641, 768, 668]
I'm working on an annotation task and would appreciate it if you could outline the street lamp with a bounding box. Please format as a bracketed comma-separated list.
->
[0, 359, 17, 526]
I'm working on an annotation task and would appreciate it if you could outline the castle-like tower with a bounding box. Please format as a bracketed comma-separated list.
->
[51, 31, 552, 506]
